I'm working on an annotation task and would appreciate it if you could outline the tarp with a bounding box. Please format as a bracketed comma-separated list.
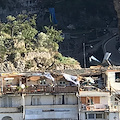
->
[62, 73, 79, 85]
[44, 72, 54, 81]
[49, 8, 58, 24]
[84, 77, 95, 84]
[30, 72, 54, 81]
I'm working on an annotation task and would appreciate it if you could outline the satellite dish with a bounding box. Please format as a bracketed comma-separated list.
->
[21, 84, 25, 89]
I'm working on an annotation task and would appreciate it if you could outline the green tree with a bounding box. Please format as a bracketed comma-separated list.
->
[5, 15, 16, 37]
[37, 26, 63, 51]
[3, 14, 38, 39]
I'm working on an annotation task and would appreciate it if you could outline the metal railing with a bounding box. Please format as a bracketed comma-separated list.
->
[2, 85, 78, 94]
[81, 104, 109, 111]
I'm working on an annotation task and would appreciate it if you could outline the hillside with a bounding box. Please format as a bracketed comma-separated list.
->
[0, 0, 118, 68]
[0, 14, 81, 72]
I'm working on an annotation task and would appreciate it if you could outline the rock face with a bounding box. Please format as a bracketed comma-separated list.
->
[0, 37, 81, 72]
[0, 51, 81, 72]
[113, 0, 120, 33]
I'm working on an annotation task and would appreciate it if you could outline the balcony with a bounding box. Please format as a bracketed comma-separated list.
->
[81, 104, 109, 111]
[110, 101, 120, 112]
[26, 85, 78, 93]
[0, 107, 22, 113]
[3, 85, 78, 94]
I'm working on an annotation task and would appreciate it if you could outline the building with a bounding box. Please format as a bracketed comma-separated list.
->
[0, 72, 78, 120]
[0, 67, 120, 120]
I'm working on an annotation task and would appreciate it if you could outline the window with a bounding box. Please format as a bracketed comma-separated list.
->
[66, 97, 68, 104]
[40, 80, 46, 85]
[115, 72, 120, 82]
[81, 97, 86, 104]
[59, 98, 61, 104]
[88, 114, 94, 119]
[26, 1, 28, 5]
[96, 114, 102, 119]
[62, 95, 64, 104]
[32, 97, 41, 105]
[94, 97, 100, 104]
[86, 113, 105, 119]
[81, 97, 100, 105]
[2, 97, 12, 107]
[59, 81, 66, 85]
[37, 98, 39, 105]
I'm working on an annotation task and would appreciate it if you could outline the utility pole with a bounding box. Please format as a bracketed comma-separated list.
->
[83, 42, 86, 68]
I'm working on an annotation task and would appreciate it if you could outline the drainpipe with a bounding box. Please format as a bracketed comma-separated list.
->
[1, 77, 3, 94]
[22, 94, 26, 120]
[77, 84, 81, 120]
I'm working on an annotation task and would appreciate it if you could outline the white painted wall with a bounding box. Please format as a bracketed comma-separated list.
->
[100, 96, 108, 104]
[0, 107, 19, 113]
[80, 91, 109, 97]
[109, 112, 119, 120]
[25, 105, 78, 120]
[40, 95, 53, 105]
[107, 71, 120, 90]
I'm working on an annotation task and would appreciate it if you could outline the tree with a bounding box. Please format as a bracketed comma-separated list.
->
[5, 15, 16, 37]
[3, 14, 38, 39]
[37, 26, 63, 51]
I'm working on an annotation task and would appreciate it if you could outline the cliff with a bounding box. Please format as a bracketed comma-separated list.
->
[113, 0, 120, 33]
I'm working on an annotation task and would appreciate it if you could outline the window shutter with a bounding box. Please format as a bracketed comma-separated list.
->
[81, 97, 86, 104]
[94, 97, 100, 104]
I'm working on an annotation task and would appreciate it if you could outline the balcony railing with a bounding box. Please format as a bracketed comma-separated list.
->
[3, 85, 78, 94]
[81, 104, 109, 111]
[110, 101, 120, 112]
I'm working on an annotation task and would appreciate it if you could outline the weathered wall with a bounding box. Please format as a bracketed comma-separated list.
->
[25, 105, 78, 120]
[25, 94, 78, 106]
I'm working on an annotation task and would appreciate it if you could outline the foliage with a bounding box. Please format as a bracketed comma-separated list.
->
[54, 52, 79, 65]
[0, 13, 78, 67]
[3, 14, 38, 39]
[25, 60, 34, 69]
[37, 26, 63, 51]
[0, 36, 7, 61]
[45, 26, 63, 43]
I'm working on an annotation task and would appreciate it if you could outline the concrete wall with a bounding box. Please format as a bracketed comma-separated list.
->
[25, 105, 78, 120]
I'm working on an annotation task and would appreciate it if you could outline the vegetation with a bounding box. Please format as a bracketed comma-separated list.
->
[54, 52, 79, 65]
[0, 14, 79, 68]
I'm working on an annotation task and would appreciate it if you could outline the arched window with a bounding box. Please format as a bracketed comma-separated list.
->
[2, 116, 13, 120]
